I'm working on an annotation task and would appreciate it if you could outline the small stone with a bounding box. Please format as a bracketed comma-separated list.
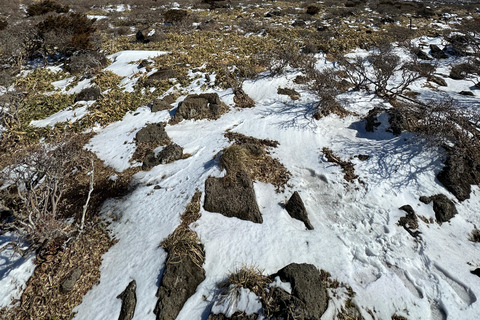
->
[61, 268, 82, 293]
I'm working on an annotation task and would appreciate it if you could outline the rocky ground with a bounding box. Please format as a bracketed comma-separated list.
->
[1, 0, 480, 319]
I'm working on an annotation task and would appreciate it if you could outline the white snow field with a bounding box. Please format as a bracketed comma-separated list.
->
[2, 41, 480, 319]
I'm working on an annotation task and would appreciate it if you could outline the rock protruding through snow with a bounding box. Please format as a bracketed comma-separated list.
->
[172, 93, 228, 123]
[154, 194, 206, 320]
[204, 170, 263, 224]
[272, 263, 328, 319]
[117, 280, 137, 320]
[285, 191, 314, 230]
[135, 122, 169, 144]
[142, 143, 183, 170]
[420, 194, 458, 224]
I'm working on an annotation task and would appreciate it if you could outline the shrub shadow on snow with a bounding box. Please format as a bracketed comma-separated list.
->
[348, 117, 395, 141]
[0, 233, 32, 281]
[258, 100, 318, 130]
[344, 134, 444, 190]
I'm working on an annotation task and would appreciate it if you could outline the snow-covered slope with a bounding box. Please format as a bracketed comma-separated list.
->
[70, 50, 480, 320]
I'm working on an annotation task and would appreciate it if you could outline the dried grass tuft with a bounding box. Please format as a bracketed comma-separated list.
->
[161, 225, 205, 268]
[219, 265, 269, 298]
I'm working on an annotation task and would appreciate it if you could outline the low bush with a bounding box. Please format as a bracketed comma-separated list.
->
[27, 0, 69, 16]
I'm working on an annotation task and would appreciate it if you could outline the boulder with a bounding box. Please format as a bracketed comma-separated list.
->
[430, 45, 448, 59]
[117, 280, 137, 320]
[151, 99, 172, 112]
[204, 170, 263, 223]
[471, 268, 480, 278]
[74, 86, 102, 102]
[142, 143, 183, 170]
[136, 123, 169, 144]
[428, 75, 447, 86]
[285, 192, 314, 230]
[292, 19, 306, 27]
[174, 93, 227, 122]
[148, 68, 176, 82]
[459, 91, 474, 96]
[154, 254, 205, 320]
[412, 48, 431, 60]
[364, 107, 383, 132]
[60, 268, 82, 293]
[274, 263, 328, 319]
[420, 194, 458, 223]
[437, 151, 480, 201]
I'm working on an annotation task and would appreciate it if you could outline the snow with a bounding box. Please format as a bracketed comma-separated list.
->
[106, 51, 169, 77]
[211, 287, 262, 317]
[30, 102, 92, 128]
[4, 43, 480, 319]
[84, 106, 171, 172]
[0, 233, 35, 309]
[74, 67, 480, 319]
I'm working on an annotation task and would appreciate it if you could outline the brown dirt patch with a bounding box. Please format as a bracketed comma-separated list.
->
[322, 147, 358, 182]
[0, 223, 115, 320]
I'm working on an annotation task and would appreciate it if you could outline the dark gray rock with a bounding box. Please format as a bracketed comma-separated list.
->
[398, 205, 420, 237]
[364, 107, 383, 132]
[292, 19, 306, 27]
[459, 91, 474, 96]
[412, 48, 431, 60]
[154, 254, 205, 320]
[151, 99, 172, 112]
[74, 86, 102, 102]
[208, 312, 257, 320]
[142, 143, 183, 170]
[274, 263, 328, 319]
[174, 93, 227, 122]
[285, 192, 314, 230]
[420, 194, 458, 223]
[428, 75, 447, 86]
[357, 154, 370, 161]
[60, 268, 81, 293]
[430, 45, 448, 59]
[204, 170, 263, 223]
[147, 68, 176, 82]
[136, 30, 145, 43]
[472, 268, 480, 278]
[437, 150, 480, 201]
[136, 123, 169, 144]
[117, 280, 137, 320]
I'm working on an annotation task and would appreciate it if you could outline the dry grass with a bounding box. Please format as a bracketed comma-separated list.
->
[222, 132, 290, 192]
[219, 265, 269, 298]
[161, 224, 205, 267]
[322, 147, 358, 182]
[161, 192, 205, 267]
[180, 191, 202, 226]
[0, 224, 115, 320]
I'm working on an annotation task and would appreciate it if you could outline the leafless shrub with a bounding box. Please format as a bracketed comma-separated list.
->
[0, 137, 94, 251]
